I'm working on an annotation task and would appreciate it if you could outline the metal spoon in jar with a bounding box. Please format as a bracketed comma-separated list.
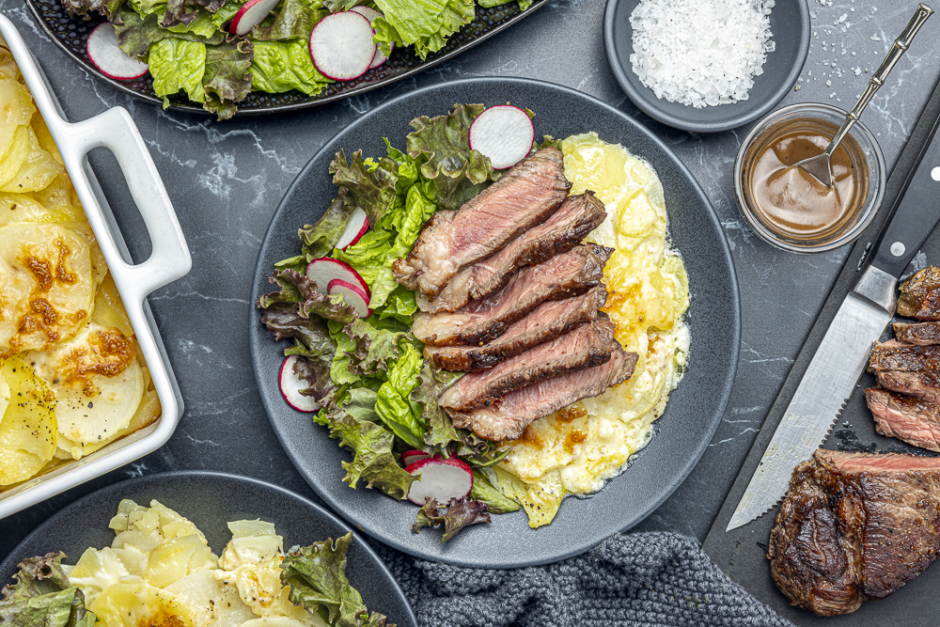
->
[796, 3, 934, 188]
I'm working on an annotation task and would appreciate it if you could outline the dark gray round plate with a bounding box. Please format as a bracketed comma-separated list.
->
[249, 77, 741, 568]
[26, 0, 549, 116]
[0, 471, 417, 627]
[603, 0, 810, 133]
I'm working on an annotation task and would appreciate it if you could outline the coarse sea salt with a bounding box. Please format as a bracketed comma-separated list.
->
[629, 0, 776, 108]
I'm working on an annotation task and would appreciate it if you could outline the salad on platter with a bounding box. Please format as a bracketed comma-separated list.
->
[257, 103, 690, 541]
[66, 0, 532, 119]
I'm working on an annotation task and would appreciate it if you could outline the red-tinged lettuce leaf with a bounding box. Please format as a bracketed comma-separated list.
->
[162, 0, 226, 26]
[405, 103, 499, 211]
[114, 6, 224, 59]
[253, 0, 325, 40]
[315, 389, 415, 499]
[322, 0, 360, 11]
[62, 0, 125, 18]
[202, 39, 254, 121]
[281, 532, 395, 627]
[413, 497, 491, 542]
[297, 189, 354, 262]
[0, 553, 96, 627]
[413, 360, 462, 451]
[260, 302, 335, 361]
[291, 353, 335, 404]
[259, 269, 357, 323]
[342, 318, 409, 378]
[329, 150, 400, 226]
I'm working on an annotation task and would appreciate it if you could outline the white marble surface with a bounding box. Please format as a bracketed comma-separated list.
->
[2, 0, 939, 563]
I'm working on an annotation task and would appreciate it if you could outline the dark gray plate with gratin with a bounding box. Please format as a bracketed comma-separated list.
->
[25, 0, 549, 116]
[0, 471, 417, 627]
[249, 76, 741, 568]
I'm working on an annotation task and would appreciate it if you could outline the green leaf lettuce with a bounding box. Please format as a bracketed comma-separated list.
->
[0, 552, 96, 627]
[251, 40, 331, 96]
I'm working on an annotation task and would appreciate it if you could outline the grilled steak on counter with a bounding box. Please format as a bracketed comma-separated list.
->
[412, 244, 612, 347]
[425, 287, 608, 372]
[417, 192, 607, 314]
[451, 346, 638, 441]
[392, 148, 570, 298]
[868, 340, 940, 403]
[893, 321, 940, 345]
[769, 450, 940, 616]
[897, 266, 940, 320]
[865, 388, 940, 452]
[438, 316, 619, 413]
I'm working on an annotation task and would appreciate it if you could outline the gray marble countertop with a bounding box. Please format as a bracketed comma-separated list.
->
[2, 0, 938, 571]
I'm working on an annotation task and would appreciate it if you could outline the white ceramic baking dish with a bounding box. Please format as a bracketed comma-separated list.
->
[0, 15, 191, 519]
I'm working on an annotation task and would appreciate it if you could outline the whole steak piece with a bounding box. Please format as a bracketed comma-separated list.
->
[897, 266, 940, 320]
[769, 450, 940, 616]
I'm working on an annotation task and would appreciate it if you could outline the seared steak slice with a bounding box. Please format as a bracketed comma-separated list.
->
[875, 371, 940, 404]
[893, 321, 940, 345]
[865, 388, 940, 452]
[393, 148, 570, 298]
[417, 192, 607, 314]
[868, 340, 940, 402]
[439, 317, 618, 413]
[425, 287, 608, 372]
[451, 346, 638, 441]
[897, 266, 940, 319]
[769, 449, 940, 616]
[412, 244, 612, 347]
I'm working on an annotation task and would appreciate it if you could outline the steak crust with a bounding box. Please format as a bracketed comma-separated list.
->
[897, 266, 940, 320]
[893, 321, 940, 346]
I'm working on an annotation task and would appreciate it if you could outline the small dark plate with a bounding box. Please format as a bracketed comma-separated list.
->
[0, 471, 417, 627]
[25, 0, 549, 117]
[249, 77, 741, 568]
[603, 0, 810, 133]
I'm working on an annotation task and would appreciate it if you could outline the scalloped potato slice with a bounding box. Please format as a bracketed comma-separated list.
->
[165, 570, 257, 627]
[0, 125, 29, 188]
[0, 124, 64, 194]
[0, 356, 57, 485]
[92, 273, 134, 337]
[146, 533, 217, 588]
[89, 582, 199, 627]
[0, 77, 33, 161]
[27, 322, 143, 458]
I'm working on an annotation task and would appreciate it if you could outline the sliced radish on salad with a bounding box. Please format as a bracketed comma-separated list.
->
[327, 279, 371, 318]
[349, 6, 393, 69]
[335, 207, 369, 249]
[86, 23, 150, 81]
[279, 355, 321, 412]
[229, 0, 280, 36]
[309, 12, 376, 81]
[306, 258, 370, 297]
[401, 450, 431, 467]
[468, 105, 536, 169]
[405, 456, 473, 505]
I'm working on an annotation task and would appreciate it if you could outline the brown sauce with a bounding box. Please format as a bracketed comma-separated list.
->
[743, 118, 869, 240]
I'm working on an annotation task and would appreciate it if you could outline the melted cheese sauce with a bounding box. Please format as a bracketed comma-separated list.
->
[496, 133, 690, 527]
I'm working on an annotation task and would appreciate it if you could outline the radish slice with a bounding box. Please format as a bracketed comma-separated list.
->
[279, 356, 321, 412]
[406, 456, 473, 505]
[306, 258, 370, 297]
[335, 208, 369, 249]
[230, 0, 280, 36]
[468, 105, 536, 170]
[402, 450, 431, 467]
[86, 23, 149, 81]
[350, 5, 383, 22]
[309, 12, 376, 81]
[349, 6, 392, 69]
[328, 279, 371, 318]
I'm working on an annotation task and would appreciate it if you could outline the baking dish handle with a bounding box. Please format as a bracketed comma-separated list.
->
[63, 107, 192, 304]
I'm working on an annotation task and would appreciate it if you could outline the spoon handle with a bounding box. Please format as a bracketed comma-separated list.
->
[826, 3, 934, 157]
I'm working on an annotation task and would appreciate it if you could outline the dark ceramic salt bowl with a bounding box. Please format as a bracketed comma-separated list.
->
[603, 0, 811, 133]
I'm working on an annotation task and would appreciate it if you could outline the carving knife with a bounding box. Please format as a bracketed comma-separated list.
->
[727, 77, 940, 533]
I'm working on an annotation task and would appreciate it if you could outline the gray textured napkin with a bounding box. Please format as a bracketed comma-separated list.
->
[373, 532, 794, 627]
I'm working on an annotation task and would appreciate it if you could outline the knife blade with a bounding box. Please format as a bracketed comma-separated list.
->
[727, 93, 940, 533]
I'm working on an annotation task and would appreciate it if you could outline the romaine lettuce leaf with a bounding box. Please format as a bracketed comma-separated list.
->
[281, 532, 395, 627]
[322, 0, 360, 11]
[0, 552, 96, 627]
[372, 0, 474, 60]
[148, 38, 207, 106]
[375, 340, 425, 448]
[253, 0, 325, 40]
[251, 40, 331, 96]
[128, 0, 167, 15]
[413, 497, 491, 541]
[469, 469, 520, 513]
[211, 0, 246, 28]
[378, 286, 418, 323]
[202, 40, 254, 120]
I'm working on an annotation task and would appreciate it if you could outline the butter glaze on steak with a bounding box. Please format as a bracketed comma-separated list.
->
[769, 450, 940, 616]
[392, 148, 570, 298]
[416, 192, 607, 314]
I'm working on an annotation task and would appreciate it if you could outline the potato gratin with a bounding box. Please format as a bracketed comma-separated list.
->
[495, 133, 690, 527]
[0, 46, 160, 487]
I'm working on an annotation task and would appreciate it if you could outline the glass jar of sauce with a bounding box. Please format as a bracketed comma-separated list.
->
[734, 103, 886, 253]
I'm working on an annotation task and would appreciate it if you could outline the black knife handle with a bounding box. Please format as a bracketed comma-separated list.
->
[870, 117, 940, 277]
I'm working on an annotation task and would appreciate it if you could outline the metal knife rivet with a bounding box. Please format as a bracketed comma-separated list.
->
[891, 242, 906, 257]
[932, 166, 940, 181]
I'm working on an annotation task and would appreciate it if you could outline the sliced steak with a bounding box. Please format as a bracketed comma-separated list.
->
[392, 148, 570, 298]
[451, 346, 638, 441]
[768, 449, 940, 616]
[897, 266, 940, 320]
[425, 287, 608, 372]
[865, 388, 940, 452]
[868, 340, 940, 403]
[893, 321, 940, 345]
[417, 192, 607, 314]
[439, 317, 618, 413]
[412, 244, 612, 347]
